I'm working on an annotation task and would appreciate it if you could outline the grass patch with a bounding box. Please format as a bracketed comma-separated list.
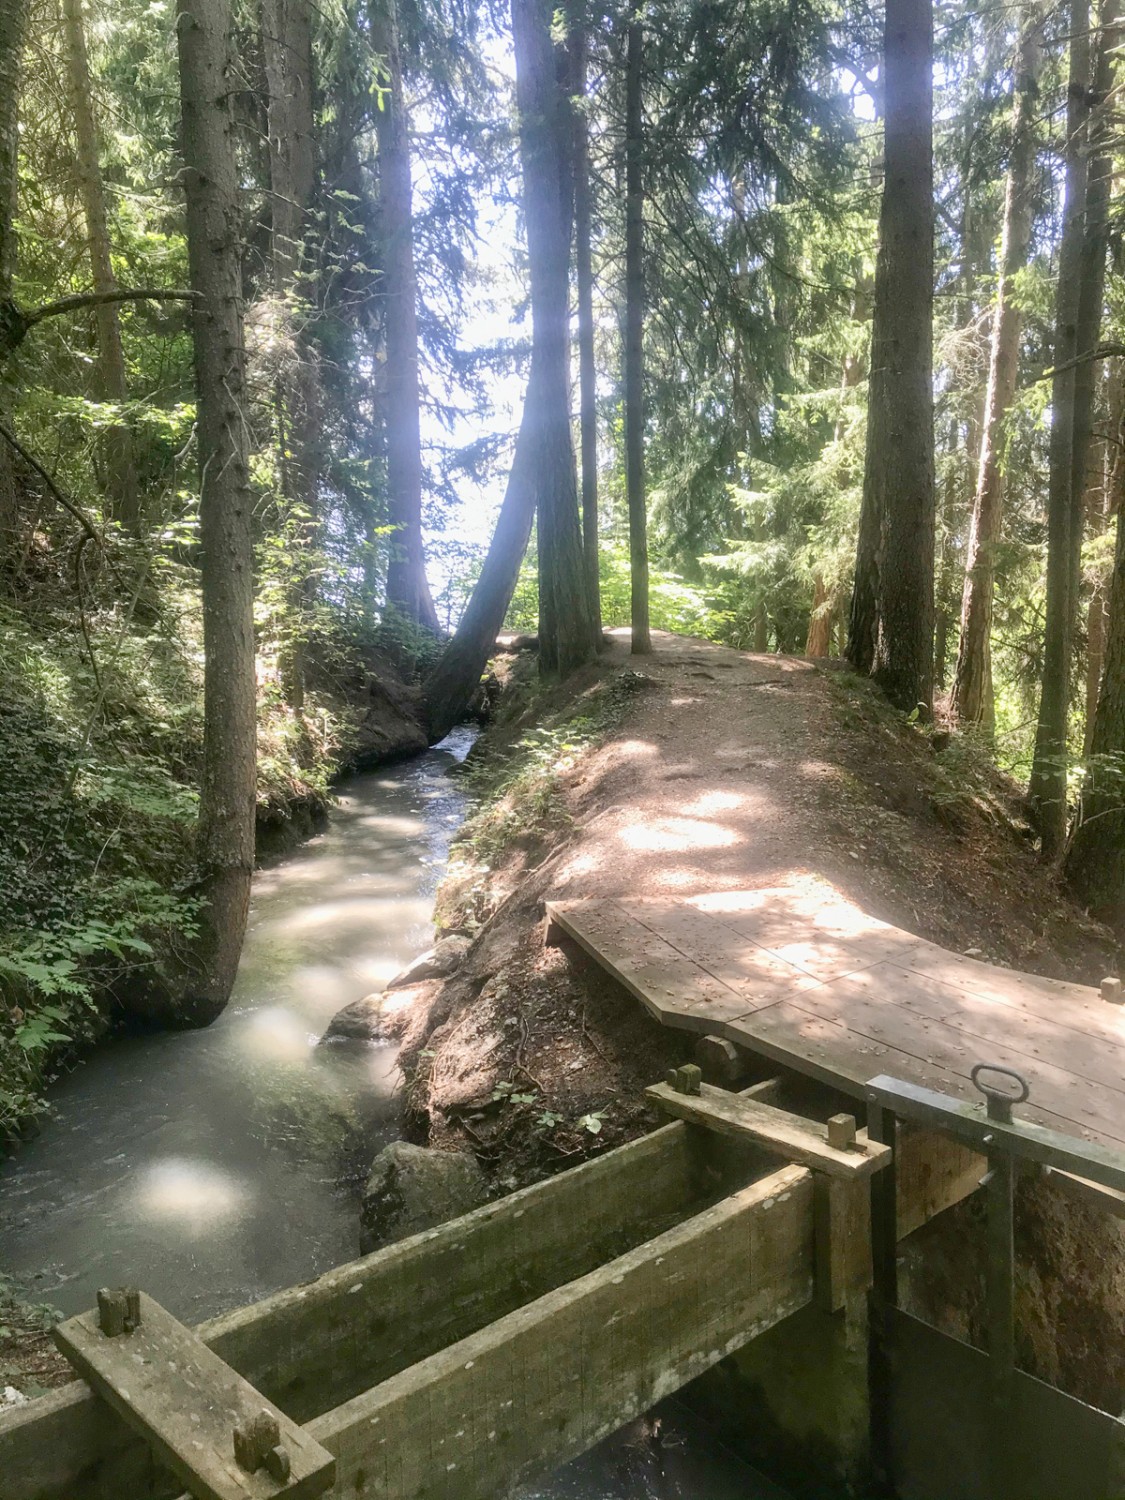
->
[436, 666, 653, 932]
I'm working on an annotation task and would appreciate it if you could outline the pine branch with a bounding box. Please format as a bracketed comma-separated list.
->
[1, 289, 198, 359]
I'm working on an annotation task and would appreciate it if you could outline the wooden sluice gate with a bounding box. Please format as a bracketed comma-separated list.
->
[0, 1076, 879, 1500]
[5, 884, 1125, 1500]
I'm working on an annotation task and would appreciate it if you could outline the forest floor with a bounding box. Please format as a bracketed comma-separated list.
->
[396, 628, 1123, 1407]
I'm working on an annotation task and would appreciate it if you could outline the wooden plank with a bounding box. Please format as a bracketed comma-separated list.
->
[781, 982, 1125, 1149]
[615, 897, 826, 1005]
[900, 944, 1121, 1040]
[547, 899, 764, 1029]
[306, 1164, 815, 1500]
[894, 1123, 984, 1239]
[814, 1175, 872, 1312]
[1044, 1167, 1125, 1220]
[0, 1121, 727, 1500]
[688, 886, 924, 980]
[646, 1081, 891, 1178]
[54, 1294, 335, 1500]
[924, 985, 1125, 1104]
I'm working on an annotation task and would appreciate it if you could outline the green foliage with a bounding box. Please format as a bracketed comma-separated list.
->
[505, 541, 731, 642]
[441, 669, 652, 928]
[0, 610, 204, 1136]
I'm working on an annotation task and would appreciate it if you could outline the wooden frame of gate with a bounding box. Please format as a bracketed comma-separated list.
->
[2, 1085, 829, 1500]
[866, 1071, 1125, 1500]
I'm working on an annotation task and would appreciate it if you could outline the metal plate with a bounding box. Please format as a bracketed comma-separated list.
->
[888, 1310, 1125, 1500]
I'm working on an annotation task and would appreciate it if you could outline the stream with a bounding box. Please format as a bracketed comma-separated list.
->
[0, 730, 788, 1498]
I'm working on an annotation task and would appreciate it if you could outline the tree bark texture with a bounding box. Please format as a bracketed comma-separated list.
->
[1066, 462, 1125, 931]
[805, 574, 832, 657]
[261, 0, 322, 704]
[512, 0, 596, 678]
[950, 11, 1043, 728]
[372, 0, 440, 636]
[623, 18, 650, 655]
[864, 0, 936, 712]
[1028, 0, 1094, 856]
[570, 24, 602, 641]
[62, 0, 140, 531]
[0, 0, 25, 550]
[175, 0, 257, 1023]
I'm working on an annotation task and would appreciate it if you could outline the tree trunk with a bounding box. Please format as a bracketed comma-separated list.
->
[175, 0, 257, 1024]
[373, 0, 439, 636]
[570, 23, 602, 641]
[0, 0, 26, 551]
[1028, 0, 1095, 855]
[863, 0, 935, 712]
[623, 18, 650, 655]
[950, 12, 1042, 727]
[1066, 484, 1125, 930]
[805, 574, 832, 657]
[61, 0, 139, 532]
[421, 368, 541, 742]
[1084, 369, 1119, 751]
[512, 0, 596, 678]
[261, 0, 322, 705]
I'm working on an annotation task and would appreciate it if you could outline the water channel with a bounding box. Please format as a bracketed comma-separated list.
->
[0, 730, 788, 1498]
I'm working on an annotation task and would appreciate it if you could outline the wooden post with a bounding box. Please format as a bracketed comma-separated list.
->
[696, 1034, 744, 1085]
[96, 1288, 140, 1337]
[1101, 976, 1123, 1004]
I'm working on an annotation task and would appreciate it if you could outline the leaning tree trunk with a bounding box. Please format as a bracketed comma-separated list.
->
[950, 11, 1043, 729]
[373, 0, 440, 637]
[570, 22, 602, 641]
[1028, 0, 1094, 856]
[0, 0, 26, 551]
[623, 17, 650, 655]
[175, 0, 257, 1024]
[421, 368, 542, 741]
[512, 0, 596, 678]
[62, 0, 139, 532]
[261, 0, 322, 705]
[861, 0, 935, 712]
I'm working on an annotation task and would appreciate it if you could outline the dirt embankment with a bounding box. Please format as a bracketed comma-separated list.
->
[390, 629, 1121, 1402]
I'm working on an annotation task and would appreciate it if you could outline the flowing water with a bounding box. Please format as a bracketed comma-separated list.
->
[0, 728, 788, 1498]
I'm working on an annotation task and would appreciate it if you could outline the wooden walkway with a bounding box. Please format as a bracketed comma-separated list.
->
[546, 881, 1125, 1152]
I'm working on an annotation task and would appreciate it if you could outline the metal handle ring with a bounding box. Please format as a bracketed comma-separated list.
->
[970, 1062, 1030, 1121]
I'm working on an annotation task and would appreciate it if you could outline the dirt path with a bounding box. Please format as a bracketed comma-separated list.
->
[410, 630, 1116, 1165]
[401, 629, 1121, 1409]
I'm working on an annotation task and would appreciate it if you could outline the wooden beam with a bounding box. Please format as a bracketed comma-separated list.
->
[0, 1121, 735, 1500]
[54, 1294, 335, 1500]
[815, 1176, 872, 1313]
[894, 1122, 984, 1239]
[1044, 1166, 1125, 1220]
[305, 1164, 815, 1500]
[647, 1081, 892, 1178]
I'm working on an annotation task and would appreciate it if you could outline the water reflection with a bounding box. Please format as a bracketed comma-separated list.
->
[0, 727, 474, 1323]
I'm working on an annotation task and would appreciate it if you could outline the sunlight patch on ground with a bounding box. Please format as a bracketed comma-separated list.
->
[618, 816, 739, 853]
[613, 739, 659, 761]
[691, 875, 891, 938]
[677, 789, 747, 816]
